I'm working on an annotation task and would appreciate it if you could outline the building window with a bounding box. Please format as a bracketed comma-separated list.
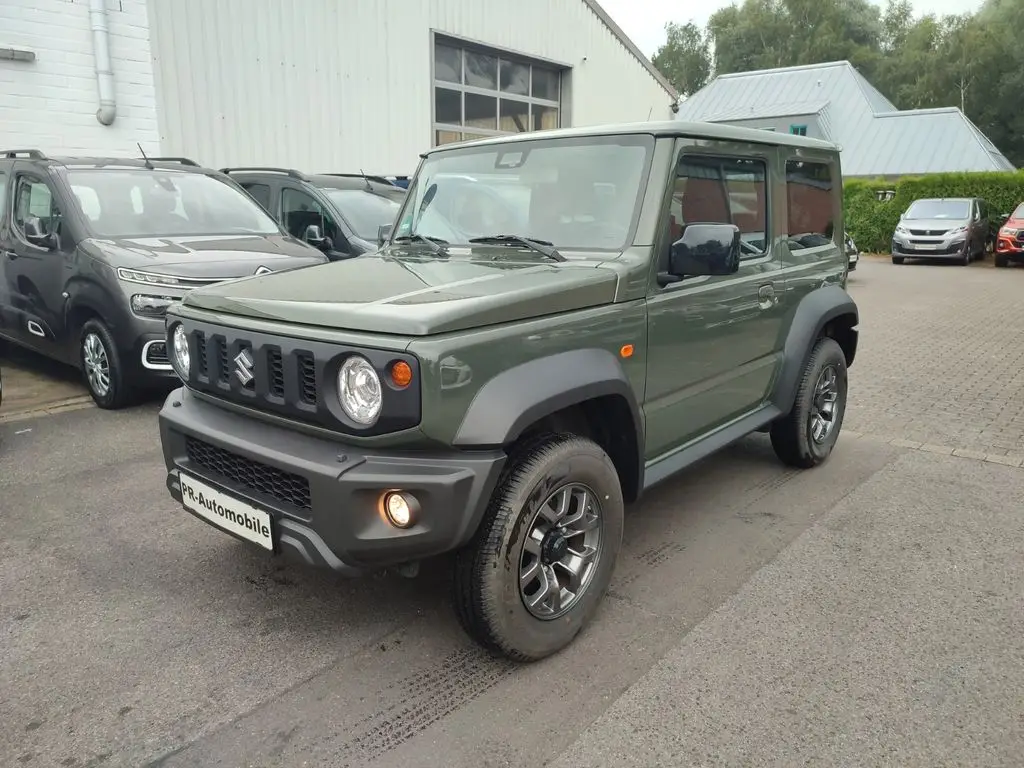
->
[786, 160, 834, 247]
[789, 124, 807, 136]
[433, 37, 563, 147]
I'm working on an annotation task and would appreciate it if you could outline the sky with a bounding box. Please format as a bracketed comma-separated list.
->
[597, 0, 987, 59]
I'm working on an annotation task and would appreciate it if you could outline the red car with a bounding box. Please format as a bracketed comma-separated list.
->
[995, 201, 1024, 267]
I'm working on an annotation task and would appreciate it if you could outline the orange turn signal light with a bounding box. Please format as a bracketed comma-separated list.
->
[620, 344, 634, 358]
[390, 360, 413, 388]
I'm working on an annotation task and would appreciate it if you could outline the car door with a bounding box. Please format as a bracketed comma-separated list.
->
[0, 165, 15, 338]
[643, 142, 787, 460]
[2, 165, 74, 358]
[278, 183, 352, 260]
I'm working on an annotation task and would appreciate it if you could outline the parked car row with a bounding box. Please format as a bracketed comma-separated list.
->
[0, 149, 406, 409]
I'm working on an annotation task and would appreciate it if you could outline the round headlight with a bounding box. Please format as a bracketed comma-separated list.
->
[337, 355, 382, 425]
[170, 323, 190, 379]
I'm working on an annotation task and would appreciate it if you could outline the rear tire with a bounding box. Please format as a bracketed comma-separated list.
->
[80, 319, 136, 409]
[453, 433, 624, 662]
[770, 336, 848, 469]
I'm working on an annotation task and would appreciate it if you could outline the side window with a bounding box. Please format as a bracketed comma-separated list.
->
[785, 160, 834, 250]
[671, 154, 769, 259]
[0, 171, 7, 221]
[281, 187, 338, 242]
[13, 176, 62, 239]
[241, 183, 271, 212]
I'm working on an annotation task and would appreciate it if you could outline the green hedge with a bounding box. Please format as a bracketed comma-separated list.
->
[843, 171, 1024, 253]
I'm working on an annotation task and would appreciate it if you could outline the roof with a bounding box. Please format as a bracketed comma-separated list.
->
[581, 0, 678, 100]
[219, 168, 403, 194]
[421, 119, 839, 157]
[1, 150, 212, 173]
[675, 60, 1015, 176]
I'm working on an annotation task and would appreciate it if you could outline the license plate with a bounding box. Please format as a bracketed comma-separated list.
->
[179, 472, 274, 550]
[914, 243, 938, 250]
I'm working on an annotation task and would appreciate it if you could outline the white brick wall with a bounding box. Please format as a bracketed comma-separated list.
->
[0, 0, 160, 156]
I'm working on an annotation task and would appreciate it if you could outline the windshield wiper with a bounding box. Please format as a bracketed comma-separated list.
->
[392, 233, 449, 255]
[468, 234, 566, 262]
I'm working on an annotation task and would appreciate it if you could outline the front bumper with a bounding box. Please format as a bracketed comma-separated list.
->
[892, 237, 968, 258]
[158, 387, 506, 574]
[996, 238, 1024, 261]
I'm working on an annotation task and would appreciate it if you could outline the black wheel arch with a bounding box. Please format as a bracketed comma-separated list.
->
[452, 348, 645, 503]
[771, 285, 858, 416]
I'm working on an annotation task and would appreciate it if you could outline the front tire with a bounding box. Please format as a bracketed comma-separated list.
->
[995, 252, 1008, 268]
[891, 255, 904, 265]
[453, 433, 624, 662]
[80, 319, 136, 409]
[770, 336, 848, 469]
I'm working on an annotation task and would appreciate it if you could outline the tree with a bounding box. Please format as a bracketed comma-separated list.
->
[651, 21, 711, 97]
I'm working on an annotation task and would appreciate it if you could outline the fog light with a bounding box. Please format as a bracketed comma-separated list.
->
[382, 491, 418, 528]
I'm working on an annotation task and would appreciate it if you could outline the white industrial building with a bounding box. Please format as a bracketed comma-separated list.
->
[0, 0, 678, 174]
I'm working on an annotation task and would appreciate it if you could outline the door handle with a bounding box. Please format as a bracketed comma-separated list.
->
[757, 283, 778, 310]
[2, 250, 16, 260]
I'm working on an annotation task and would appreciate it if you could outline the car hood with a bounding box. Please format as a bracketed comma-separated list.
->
[84, 234, 327, 278]
[179, 250, 620, 336]
[900, 218, 970, 232]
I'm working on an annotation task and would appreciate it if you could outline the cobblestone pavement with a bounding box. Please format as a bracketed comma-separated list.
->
[843, 256, 1024, 465]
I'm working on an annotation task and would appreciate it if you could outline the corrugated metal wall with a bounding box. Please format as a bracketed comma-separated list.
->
[146, 0, 673, 174]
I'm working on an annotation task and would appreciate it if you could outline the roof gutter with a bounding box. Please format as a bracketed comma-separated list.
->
[88, 0, 117, 125]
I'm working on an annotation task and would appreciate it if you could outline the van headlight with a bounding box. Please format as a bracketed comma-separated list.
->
[338, 355, 381, 425]
[169, 323, 190, 379]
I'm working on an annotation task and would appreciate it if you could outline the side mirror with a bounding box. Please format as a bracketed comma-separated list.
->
[303, 223, 325, 245]
[23, 215, 55, 249]
[662, 223, 741, 283]
[377, 223, 393, 248]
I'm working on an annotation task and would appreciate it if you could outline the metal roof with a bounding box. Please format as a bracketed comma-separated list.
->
[675, 61, 1015, 175]
[422, 119, 839, 156]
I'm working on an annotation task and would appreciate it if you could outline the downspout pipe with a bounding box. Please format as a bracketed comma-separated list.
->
[88, 0, 116, 125]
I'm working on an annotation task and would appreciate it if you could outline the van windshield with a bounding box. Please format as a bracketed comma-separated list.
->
[904, 199, 971, 219]
[67, 169, 282, 238]
[393, 133, 654, 252]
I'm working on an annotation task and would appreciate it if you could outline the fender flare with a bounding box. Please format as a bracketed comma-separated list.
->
[453, 347, 644, 453]
[63, 280, 124, 342]
[770, 284, 859, 414]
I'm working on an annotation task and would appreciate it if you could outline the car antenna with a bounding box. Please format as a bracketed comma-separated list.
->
[359, 168, 372, 191]
[138, 142, 154, 170]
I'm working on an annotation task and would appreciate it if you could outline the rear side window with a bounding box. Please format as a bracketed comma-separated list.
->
[0, 171, 7, 220]
[786, 160, 834, 249]
[672, 154, 769, 257]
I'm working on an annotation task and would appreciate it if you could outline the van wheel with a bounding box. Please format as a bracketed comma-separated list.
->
[995, 253, 1008, 268]
[891, 255, 904, 264]
[453, 433, 624, 662]
[770, 336, 848, 469]
[80, 319, 136, 409]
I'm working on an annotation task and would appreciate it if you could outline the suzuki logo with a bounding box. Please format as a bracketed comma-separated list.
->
[254, 266, 272, 275]
[234, 348, 255, 386]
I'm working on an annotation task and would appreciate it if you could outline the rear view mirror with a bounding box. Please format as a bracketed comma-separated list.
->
[664, 223, 741, 282]
[303, 223, 324, 244]
[377, 223, 393, 247]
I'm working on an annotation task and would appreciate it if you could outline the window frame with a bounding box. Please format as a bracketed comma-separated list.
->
[784, 157, 838, 253]
[672, 152, 772, 262]
[789, 124, 808, 136]
[430, 32, 566, 148]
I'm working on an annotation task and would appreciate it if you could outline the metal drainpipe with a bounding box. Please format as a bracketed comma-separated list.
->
[88, 0, 117, 125]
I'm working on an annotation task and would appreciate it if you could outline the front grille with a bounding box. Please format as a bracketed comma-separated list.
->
[176, 318, 422, 436]
[908, 229, 946, 236]
[185, 436, 311, 511]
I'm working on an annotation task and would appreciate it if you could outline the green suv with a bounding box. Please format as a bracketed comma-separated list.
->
[157, 121, 858, 662]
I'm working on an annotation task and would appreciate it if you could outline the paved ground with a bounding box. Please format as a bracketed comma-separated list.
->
[2, 257, 1023, 767]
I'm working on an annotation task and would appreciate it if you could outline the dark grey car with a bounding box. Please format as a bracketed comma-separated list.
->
[891, 196, 991, 265]
[0, 150, 327, 409]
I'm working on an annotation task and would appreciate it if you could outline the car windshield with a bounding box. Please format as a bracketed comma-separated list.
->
[321, 187, 405, 241]
[392, 133, 654, 252]
[1013, 202, 1024, 219]
[904, 199, 971, 219]
[66, 169, 282, 238]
